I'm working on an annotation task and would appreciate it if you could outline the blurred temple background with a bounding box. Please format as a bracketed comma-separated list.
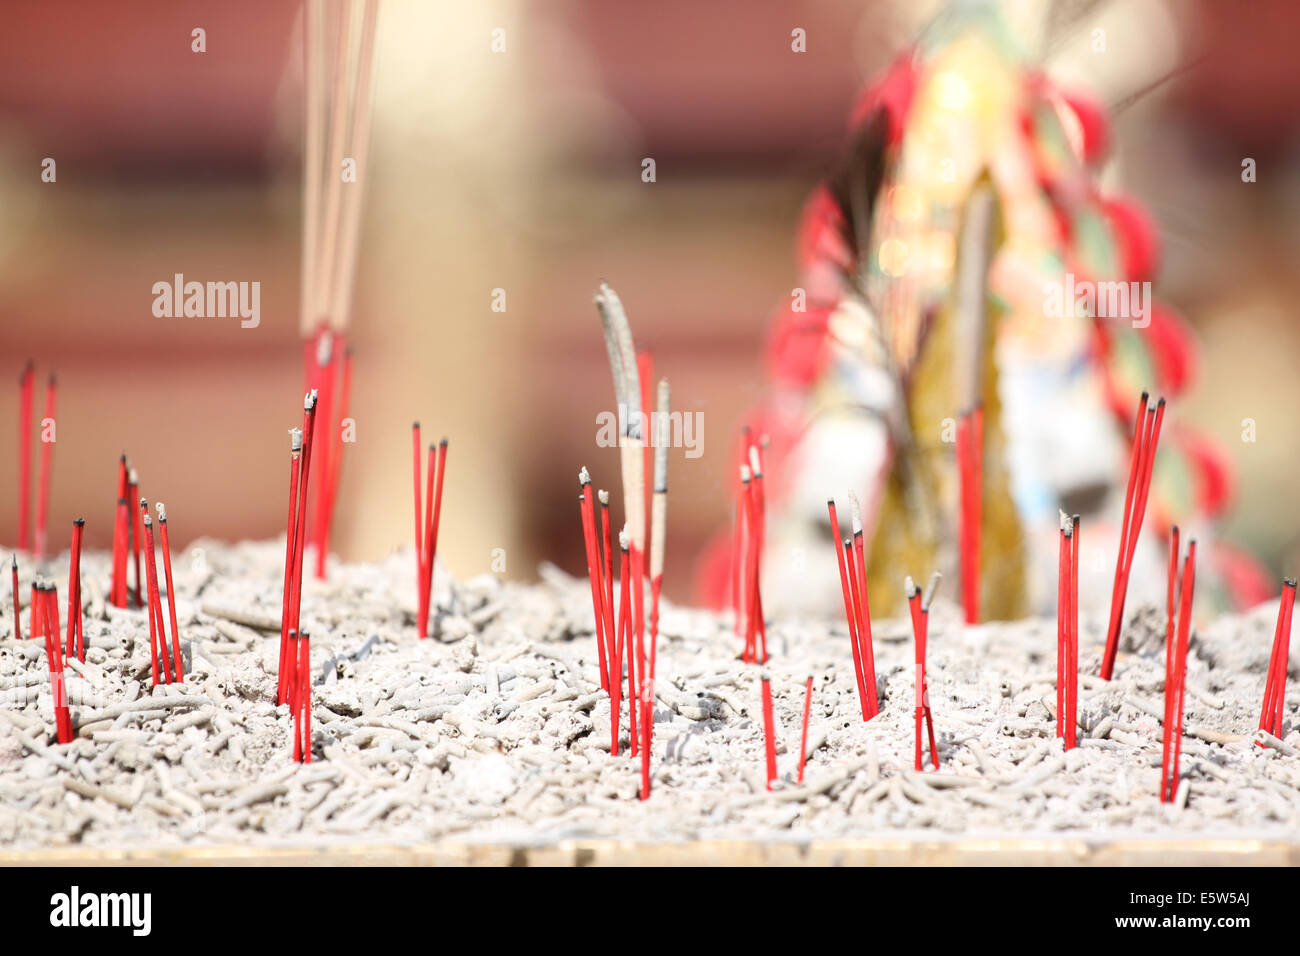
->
[1, 0, 1298, 604]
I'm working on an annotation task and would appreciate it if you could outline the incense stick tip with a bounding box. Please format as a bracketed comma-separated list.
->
[578, 466, 591, 485]
[597, 489, 610, 505]
[156, 502, 167, 522]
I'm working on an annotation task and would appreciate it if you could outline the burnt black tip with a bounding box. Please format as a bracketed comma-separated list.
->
[439, 437, 448, 446]
[74, 517, 85, 527]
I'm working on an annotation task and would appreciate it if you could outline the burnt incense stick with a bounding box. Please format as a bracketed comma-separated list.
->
[1259, 578, 1296, 741]
[955, 405, 983, 624]
[797, 674, 814, 784]
[760, 672, 777, 790]
[748, 444, 768, 665]
[17, 362, 34, 553]
[739, 465, 754, 662]
[1101, 395, 1165, 679]
[284, 391, 319, 704]
[67, 519, 85, 663]
[578, 472, 609, 693]
[848, 491, 878, 716]
[597, 490, 617, 695]
[649, 378, 669, 680]
[34, 373, 56, 560]
[828, 501, 869, 721]
[906, 573, 941, 770]
[279, 429, 303, 705]
[142, 508, 172, 684]
[418, 438, 449, 637]
[156, 504, 183, 683]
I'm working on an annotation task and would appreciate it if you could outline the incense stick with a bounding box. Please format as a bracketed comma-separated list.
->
[1259, 578, 1296, 742]
[578, 471, 609, 693]
[279, 429, 303, 705]
[828, 500, 869, 721]
[66, 519, 85, 663]
[10, 555, 18, 641]
[760, 672, 777, 790]
[156, 504, 184, 683]
[847, 491, 878, 715]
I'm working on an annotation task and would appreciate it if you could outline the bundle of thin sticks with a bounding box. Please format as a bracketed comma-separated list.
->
[593, 281, 670, 800]
[33, 581, 73, 744]
[411, 428, 448, 639]
[298, 0, 379, 579]
[279, 394, 318, 707]
[827, 493, 879, 720]
[1101, 393, 1165, 679]
[1257, 577, 1296, 743]
[905, 572, 941, 771]
[109, 456, 143, 609]
[1159, 535, 1196, 802]
[137, 503, 184, 686]
[1056, 512, 1079, 749]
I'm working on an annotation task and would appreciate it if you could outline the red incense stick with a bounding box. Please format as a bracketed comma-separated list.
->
[956, 405, 983, 624]
[17, 362, 34, 553]
[1259, 578, 1296, 741]
[1067, 514, 1079, 749]
[66, 519, 85, 662]
[1101, 396, 1165, 679]
[760, 672, 777, 790]
[598, 490, 618, 697]
[142, 508, 173, 684]
[619, 532, 636, 758]
[797, 674, 814, 784]
[1056, 517, 1068, 741]
[1160, 540, 1196, 801]
[418, 439, 448, 638]
[848, 492, 879, 717]
[907, 574, 941, 770]
[828, 500, 869, 721]
[278, 430, 302, 705]
[286, 391, 319, 702]
[34, 374, 56, 561]
[738, 467, 754, 662]
[578, 475, 609, 692]
[749, 445, 769, 665]
[156, 504, 183, 683]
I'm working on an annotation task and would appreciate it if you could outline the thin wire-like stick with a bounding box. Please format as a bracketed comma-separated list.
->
[285, 391, 319, 706]
[619, 530, 636, 758]
[598, 490, 617, 695]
